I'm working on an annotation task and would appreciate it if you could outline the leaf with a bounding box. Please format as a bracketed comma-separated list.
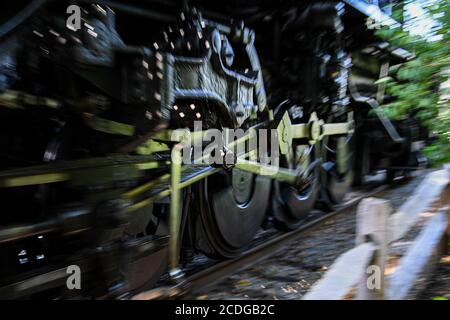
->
[374, 76, 393, 85]
[432, 296, 448, 300]
[235, 279, 252, 287]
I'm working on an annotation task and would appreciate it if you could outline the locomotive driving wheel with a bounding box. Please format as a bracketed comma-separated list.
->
[272, 124, 321, 230]
[39, 125, 171, 295]
[320, 111, 354, 206]
[196, 169, 271, 259]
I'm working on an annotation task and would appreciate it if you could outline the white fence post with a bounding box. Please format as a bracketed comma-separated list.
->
[302, 243, 375, 300]
[356, 197, 391, 300]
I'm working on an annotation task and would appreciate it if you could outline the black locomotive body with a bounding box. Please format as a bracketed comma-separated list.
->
[0, 0, 428, 299]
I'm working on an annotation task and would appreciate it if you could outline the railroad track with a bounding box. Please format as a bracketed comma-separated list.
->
[130, 178, 406, 300]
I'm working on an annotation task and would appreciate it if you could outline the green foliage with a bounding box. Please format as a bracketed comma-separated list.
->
[375, 0, 450, 166]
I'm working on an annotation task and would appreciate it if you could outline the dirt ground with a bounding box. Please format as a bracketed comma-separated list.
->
[419, 255, 450, 300]
[185, 169, 449, 300]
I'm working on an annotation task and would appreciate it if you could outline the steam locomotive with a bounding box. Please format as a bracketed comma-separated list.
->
[0, 0, 427, 299]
